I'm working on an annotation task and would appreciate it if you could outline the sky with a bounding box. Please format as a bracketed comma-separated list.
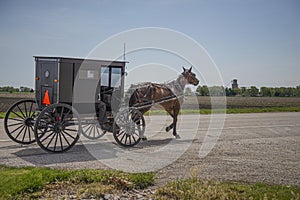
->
[0, 0, 299, 89]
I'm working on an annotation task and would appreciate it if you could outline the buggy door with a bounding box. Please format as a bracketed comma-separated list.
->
[100, 66, 123, 111]
[35, 61, 58, 109]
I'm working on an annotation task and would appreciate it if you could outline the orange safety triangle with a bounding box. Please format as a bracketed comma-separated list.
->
[42, 90, 51, 106]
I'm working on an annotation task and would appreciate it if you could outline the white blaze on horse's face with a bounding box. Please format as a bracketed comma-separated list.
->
[182, 66, 200, 86]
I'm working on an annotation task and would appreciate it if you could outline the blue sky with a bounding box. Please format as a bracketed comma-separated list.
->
[0, 0, 299, 88]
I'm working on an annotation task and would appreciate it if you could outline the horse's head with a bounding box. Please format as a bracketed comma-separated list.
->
[182, 66, 199, 86]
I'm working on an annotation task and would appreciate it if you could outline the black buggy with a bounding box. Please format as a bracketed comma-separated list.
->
[4, 56, 145, 153]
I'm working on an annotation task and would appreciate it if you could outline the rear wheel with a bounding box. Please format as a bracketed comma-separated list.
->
[34, 103, 81, 153]
[4, 99, 38, 144]
[113, 108, 145, 147]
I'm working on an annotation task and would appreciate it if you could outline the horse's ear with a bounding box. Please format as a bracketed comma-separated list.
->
[189, 66, 192, 72]
[182, 66, 186, 72]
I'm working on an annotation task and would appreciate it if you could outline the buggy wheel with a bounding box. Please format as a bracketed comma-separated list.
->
[34, 103, 81, 153]
[81, 119, 106, 139]
[4, 99, 38, 144]
[113, 108, 145, 147]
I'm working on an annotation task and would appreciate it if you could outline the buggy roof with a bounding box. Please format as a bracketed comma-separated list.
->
[34, 56, 128, 64]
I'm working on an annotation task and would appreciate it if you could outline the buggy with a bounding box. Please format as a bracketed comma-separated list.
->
[4, 57, 145, 153]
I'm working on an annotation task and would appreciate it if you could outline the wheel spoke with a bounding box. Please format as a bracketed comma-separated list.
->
[60, 106, 64, 121]
[84, 125, 93, 136]
[61, 131, 71, 146]
[116, 129, 125, 137]
[95, 126, 101, 137]
[62, 130, 76, 140]
[21, 127, 27, 143]
[58, 132, 64, 151]
[46, 132, 57, 148]
[15, 125, 26, 140]
[28, 126, 32, 142]
[124, 134, 128, 144]
[132, 134, 137, 143]
[53, 131, 59, 151]
[8, 122, 24, 127]
[40, 131, 55, 143]
[11, 111, 25, 119]
[28, 101, 34, 117]
[119, 132, 126, 143]
[62, 110, 71, 123]
[16, 104, 26, 119]
[10, 124, 24, 135]
[24, 102, 28, 117]
[129, 135, 132, 145]
[8, 118, 23, 122]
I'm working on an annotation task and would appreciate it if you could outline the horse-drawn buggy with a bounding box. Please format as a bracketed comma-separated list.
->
[4, 56, 199, 153]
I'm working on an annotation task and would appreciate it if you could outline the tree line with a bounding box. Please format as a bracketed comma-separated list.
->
[0, 86, 34, 93]
[195, 85, 300, 97]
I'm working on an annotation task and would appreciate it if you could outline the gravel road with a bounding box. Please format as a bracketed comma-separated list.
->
[0, 112, 299, 187]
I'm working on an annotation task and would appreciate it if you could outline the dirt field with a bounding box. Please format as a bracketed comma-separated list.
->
[1, 93, 300, 112]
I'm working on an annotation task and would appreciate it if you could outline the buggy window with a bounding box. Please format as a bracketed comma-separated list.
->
[100, 66, 122, 88]
[111, 67, 122, 87]
[101, 67, 109, 86]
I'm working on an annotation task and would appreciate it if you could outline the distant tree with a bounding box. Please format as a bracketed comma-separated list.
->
[249, 86, 259, 97]
[209, 86, 225, 96]
[239, 87, 247, 96]
[260, 87, 271, 97]
[196, 85, 209, 96]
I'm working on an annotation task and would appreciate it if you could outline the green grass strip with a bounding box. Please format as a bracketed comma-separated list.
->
[0, 165, 155, 199]
[156, 178, 300, 200]
[145, 107, 300, 115]
[0, 112, 5, 118]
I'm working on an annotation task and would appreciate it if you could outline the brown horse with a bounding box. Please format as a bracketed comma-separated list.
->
[128, 66, 199, 138]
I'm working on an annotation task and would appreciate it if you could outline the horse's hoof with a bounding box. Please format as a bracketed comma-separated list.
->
[175, 134, 181, 139]
[166, 127, 170, 132]
[140, 135, 147, 140]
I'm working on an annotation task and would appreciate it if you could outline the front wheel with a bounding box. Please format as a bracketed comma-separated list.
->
[113, 108, 145, 147]
[34, 103, 81, 153]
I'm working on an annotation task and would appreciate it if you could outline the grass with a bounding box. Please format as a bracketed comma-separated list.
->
[155, 178, 300, 200]
[0, 165, 155, 199]
[0, 112, 5, 118]
[145, 106, 300, 115]
[1, 165, 300, 199]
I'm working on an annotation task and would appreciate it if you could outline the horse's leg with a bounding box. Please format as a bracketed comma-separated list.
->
[163, 106, 174, 132]
[171, 100, 181, 138]
[162, 101, 180, 138]
[172, 109, 180, 138]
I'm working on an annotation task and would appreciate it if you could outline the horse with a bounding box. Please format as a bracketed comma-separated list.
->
[128, 66, 199, 139]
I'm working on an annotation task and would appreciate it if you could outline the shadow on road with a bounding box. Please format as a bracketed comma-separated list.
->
[13, 144, 97, 166]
